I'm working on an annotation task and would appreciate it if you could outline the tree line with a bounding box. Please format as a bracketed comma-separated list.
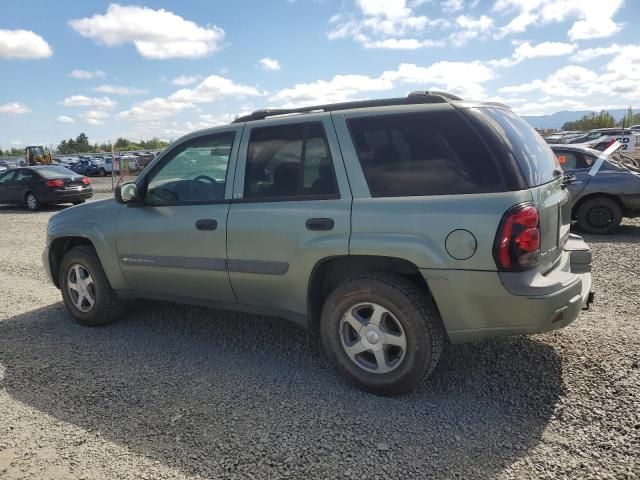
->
[56, 133, 169, 154]
[1, 133, 170, 157]
[562, 106, 640, 131]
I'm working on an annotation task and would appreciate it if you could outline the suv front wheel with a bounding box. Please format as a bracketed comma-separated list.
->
[59, 245, 124, 326]
[320, 273, 444, 396]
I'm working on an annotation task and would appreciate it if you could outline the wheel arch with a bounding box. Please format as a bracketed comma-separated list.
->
[49, 236, 96, 288]
[572, 192, 624, 218]
[306, 255, 432, 348]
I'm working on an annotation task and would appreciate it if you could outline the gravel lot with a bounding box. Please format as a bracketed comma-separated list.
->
[0, 186, 638, 479]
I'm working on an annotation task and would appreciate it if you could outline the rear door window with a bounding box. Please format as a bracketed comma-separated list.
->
[471, 107, 560, 186]
[347, 111, 507, 197]
[244, 122, 339, 200]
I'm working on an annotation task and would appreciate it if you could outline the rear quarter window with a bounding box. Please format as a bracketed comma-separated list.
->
[347, 110, 511, 197]
[470, 107, 560, 186]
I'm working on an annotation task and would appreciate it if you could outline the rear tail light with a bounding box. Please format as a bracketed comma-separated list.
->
[82, 177, 91, 185]
[45, 179, 64, 188]
[493, 203, 540, 271]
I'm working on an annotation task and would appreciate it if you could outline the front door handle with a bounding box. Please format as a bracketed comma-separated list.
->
[306, 218, 334, 231]
[195, 219, 217, 231]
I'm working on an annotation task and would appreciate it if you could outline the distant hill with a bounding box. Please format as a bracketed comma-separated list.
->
[522, 109, 629, 129]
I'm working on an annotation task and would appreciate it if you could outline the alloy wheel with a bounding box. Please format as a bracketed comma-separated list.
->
[67, 264, 96, 313]
[339, 302, 407, 374]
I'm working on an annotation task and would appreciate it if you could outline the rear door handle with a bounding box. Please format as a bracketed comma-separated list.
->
[306, 218, 334, 231]
[195, 219, 217, 231]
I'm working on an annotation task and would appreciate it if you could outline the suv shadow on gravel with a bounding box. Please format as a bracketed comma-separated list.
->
[0, 302, 562, 479]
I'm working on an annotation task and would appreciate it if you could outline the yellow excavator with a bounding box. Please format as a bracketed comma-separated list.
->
[24, 145, 52, 166]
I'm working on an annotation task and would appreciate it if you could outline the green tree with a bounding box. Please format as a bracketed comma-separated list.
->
[618, 106, 640, 127]
[562, 110, 616, 131]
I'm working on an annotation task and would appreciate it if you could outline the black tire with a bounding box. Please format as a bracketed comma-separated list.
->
[25, 192, 40, 211]
[59, 245, 124, 326]
[576, 197, 622, 234]
[320, 273, 445, 396]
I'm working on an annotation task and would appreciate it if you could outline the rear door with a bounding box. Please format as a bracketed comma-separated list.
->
[226, 115, 351, 317]
[7, 169, 33, 203]
[0, 170, 16, 203]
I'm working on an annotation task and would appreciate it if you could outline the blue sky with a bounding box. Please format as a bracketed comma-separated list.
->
[1, 0, 638, 149]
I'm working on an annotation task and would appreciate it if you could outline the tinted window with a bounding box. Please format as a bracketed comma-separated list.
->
[13, 170, 35, 182]
[347, 111, 506, 197]
[244, 122, 338, 199]
[36, 166, 77, 178]
[473, 107, 560, 186]
[0, 171, 15, 183]
[145, 131, 235, 205]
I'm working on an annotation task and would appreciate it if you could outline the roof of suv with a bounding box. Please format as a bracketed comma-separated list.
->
[232, 91, 468, 123]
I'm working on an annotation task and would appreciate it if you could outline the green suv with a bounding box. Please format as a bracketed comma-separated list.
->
[43, 92, 594, 395]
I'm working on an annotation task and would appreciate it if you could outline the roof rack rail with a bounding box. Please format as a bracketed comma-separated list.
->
[232, 91, 463, 123]
[407, 90, 463, 101]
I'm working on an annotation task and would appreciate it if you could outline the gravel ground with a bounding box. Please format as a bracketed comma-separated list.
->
[0, 192, 638, 479]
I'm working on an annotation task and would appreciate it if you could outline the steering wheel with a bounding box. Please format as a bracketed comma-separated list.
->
[194, 175, 217, 183]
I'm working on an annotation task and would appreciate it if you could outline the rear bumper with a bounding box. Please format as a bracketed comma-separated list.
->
[38, 189, 93, 203]
[422, 234, 593, 344]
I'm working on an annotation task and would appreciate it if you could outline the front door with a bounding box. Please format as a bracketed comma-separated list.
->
[227, 115, 352, 316]
[115, 128, 241, 303]
[554, 149, 592, 199]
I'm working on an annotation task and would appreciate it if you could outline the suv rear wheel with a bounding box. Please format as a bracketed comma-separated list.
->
[59, 245, 124, 326]
[320, 273, 444, 396]
[576, 197, 622, 234]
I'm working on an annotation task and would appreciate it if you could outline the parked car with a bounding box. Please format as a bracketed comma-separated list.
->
[551, 144, 640, 233]
[0, 166, 92, 210]
[43, 92, 593, 395]
[70, 159, 100, 176]
[0, 159, 19, 171]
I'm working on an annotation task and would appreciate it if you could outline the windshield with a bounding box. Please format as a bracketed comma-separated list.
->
[471, 107, 560, 186]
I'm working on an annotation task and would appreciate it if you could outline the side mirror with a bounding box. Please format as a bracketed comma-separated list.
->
[115, 182, 140, 204]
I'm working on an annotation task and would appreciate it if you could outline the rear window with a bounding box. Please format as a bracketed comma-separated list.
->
[36, 166, 77, 178]
[347, 110, 508, 197]
[472, 107, 560, 186]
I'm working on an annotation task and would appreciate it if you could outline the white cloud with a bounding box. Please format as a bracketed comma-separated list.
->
[0, 29, 52, 59]
[171, 75, 203, 86]
[118, 75, 262, 121]
[93, 85, 147, 95]
[490, 41, 576, 67]
[271, 74, 393, 107]
[69, 4, 225, 59]
[383, 61, 494, 98]
[271, 60, 494, 107]
[449, 14, 493, 45]
[60, 95, 117, 109]
[168, 75, 263, 104]
[56, 115, 75, 123]
[364, 38, 443, 49]
[572, 43, 626, 62]
[442, 0, 464, 13]
[328, 0, 448, 50]
[117, 98, 191, 121]
[0, 102, 31, 115]
[79, 109, 110, 125]
[68, 69, 106, 79]
[493, 0, 624, 41]
[258, 57, 281, 71]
